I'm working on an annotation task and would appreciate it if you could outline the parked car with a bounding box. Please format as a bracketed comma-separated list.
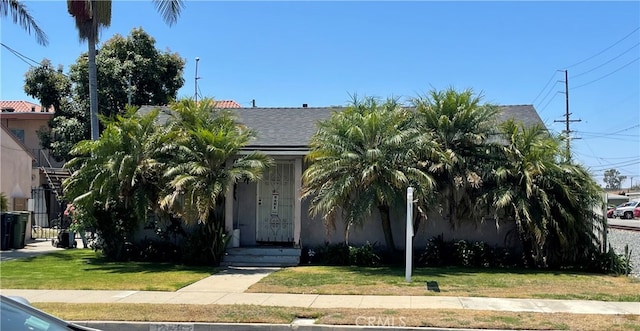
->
[1, 295, 102, 331]
[612, 200, 640, 219]
[607, 205, 615, 218]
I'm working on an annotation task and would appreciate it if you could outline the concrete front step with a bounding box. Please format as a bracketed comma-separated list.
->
[222, 247, 301, 267]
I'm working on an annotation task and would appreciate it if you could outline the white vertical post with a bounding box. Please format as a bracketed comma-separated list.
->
[405, 186, 414, 283]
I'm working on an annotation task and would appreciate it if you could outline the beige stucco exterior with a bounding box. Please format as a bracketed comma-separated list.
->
[1, 126, 34, 210]
[0, 113, 60, 168]
[225, 154, 518, 251]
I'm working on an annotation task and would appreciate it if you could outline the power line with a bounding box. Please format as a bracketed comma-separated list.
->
[538, 92, 561, 114]
[591, 160, 640, 172]
[1, 42, 70, 78]
[578, 132, 639, 138]
[574, 150, 640, 161]
[572, 42, 640, 79]
[535, 80, 561, 109]
[577, 134, 640, 142]
[532, 71, 559, 104]
[577, 124, 640, 136]
[564, 27, 640, 69]
[571, 57, 640, 90]
[1, 42, 39, 67]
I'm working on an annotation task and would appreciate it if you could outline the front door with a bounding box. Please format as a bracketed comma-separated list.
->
[256, 161, 294, 243]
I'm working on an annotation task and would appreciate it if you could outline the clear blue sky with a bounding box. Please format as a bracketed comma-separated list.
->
[1, 1, 639, 187]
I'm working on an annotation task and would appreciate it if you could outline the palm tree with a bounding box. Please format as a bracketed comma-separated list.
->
[484, 120, 604, 267]
[63, 107, 163, 259]
[411, 88, 500, 226]
[1, 0, 48, 45]
[67, 0, 184, 140]
[302, 97, 437, 251]
[159, 98, 271, 264]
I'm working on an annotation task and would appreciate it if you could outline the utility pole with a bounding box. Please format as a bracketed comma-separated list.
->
[195, 57, 200, 103]
[554, 70, 581, 161]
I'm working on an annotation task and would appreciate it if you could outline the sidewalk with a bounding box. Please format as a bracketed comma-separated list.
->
[1, 240, 639, 316]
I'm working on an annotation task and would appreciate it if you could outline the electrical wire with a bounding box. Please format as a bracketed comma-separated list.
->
[577, 124, 640, 136]
[590, 160, 640, 172]
[572, 42, 640, 79]
[574, 150, 640, 161]
[571, 57, 640, 90]
[1, 42, 70, 77]
[534, 80, 561, 109]
[564, 27, 640, 69]
[537, 91, 561, 114]
[532, 71, 559, 104]
[1, 42, 38, 67]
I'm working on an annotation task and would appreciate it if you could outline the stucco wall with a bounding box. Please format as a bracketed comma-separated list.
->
[1, 127, 33, 209]
[300, 198, 518, 251]
[231, 155, 519, 251]
[1, 115, 62, 168]
[1, 117, 48, 153]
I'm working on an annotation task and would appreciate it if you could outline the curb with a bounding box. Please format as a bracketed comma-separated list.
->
[75, 321, 544, 331]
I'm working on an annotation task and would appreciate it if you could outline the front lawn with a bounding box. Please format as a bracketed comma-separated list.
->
[0, 249, 215, 291]
[247, 265, 640, 302]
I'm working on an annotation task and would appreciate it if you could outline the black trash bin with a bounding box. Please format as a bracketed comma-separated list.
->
[1, 213, 16, 250]
[12, 212, 29, 249]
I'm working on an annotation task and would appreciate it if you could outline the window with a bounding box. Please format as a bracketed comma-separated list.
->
[10, 129, 25, 143]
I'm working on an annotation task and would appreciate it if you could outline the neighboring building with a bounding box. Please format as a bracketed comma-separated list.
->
[0, 124, 34, 211]
[0, 101, 66, 233]
[214, 100, 242, 108]
[0, 101, 57, 167]
[139, 104, 544, 258]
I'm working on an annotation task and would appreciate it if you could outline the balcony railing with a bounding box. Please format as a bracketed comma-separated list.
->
[30, 149, 64, 169]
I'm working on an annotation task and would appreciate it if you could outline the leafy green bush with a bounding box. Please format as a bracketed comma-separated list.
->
[311, 242, 381, 266]
[419, 235, 520, 268]
[348, 241, 381, 267]
[134, 239, 181, 263]
[585, 244, 632, 276]
[312, 243, 350, 265]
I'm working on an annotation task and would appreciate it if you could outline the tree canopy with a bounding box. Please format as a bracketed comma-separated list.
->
[603, 168, 627, 190]
[69, 27, 185, 118]
[25, 28, 184, 161]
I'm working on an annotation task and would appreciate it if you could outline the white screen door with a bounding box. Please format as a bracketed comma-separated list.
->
[256, 162, 294, 243]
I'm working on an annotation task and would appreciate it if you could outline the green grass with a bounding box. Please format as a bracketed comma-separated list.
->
[248, 265, 640, 302]
[0, 249, 216, 291]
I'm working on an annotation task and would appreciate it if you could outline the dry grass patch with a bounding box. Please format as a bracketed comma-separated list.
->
[36, 303, 640, 331]
[248, 266, 640, 301]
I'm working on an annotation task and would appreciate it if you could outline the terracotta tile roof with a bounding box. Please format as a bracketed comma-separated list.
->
[214, 100, 241, 108]
[0, 101, 54, 113]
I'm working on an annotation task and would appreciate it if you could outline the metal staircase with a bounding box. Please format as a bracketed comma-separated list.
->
[40, 167, 71, 202]
[37, 150, 71, 202]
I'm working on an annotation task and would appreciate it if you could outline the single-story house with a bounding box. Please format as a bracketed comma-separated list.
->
[138, 104, 544, 261]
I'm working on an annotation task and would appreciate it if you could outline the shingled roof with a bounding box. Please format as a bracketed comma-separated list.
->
[138, 104, 543, 153]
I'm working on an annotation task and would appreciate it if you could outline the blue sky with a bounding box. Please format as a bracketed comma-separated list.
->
[1, 1, 639, 187]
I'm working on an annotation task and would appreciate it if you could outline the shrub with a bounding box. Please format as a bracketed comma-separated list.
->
[419, 235, 520, 268]
[586, 244, 632, 275]
[348, 241, 381, 267]
[134, 239, 181, 263]
[311, 242, 381, 266]
[312, 243, 350, 265]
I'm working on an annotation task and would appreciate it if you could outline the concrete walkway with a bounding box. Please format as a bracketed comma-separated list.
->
[1, 240, 639, 316]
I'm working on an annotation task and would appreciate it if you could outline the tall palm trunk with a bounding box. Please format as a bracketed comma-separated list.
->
[378, 205, 395, 252]
[88, 34, 99, 140]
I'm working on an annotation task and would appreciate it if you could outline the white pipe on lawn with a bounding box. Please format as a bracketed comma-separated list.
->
[405, 186, 414, 283]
